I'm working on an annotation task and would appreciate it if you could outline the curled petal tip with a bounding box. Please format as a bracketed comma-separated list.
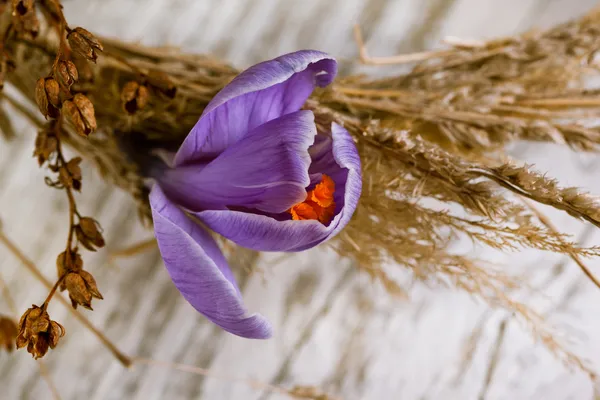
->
[150, 187, 273, 339]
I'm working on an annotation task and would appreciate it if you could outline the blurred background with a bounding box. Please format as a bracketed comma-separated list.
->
[2, 0, 600, 399]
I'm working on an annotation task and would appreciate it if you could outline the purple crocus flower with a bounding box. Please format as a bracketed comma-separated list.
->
[150, 50, 362, 339]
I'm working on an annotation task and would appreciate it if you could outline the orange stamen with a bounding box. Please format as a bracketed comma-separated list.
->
[289, 174, 336, 225]
[290, 202, 319, 220]
[310, 175, 335, 208]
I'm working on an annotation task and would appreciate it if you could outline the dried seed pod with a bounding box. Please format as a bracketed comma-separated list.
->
[78, 217, 105, 249]
[45, 79, 60, 107]
[63, 95, 96, 138]
[33, 128, 58, 166]
[58, 165, 73, 188]
[35, 78, 60, 119]
[56, 250, 84, 290]
[145, 70, 177, 99]
[0, 316, 18, 352]
[16, 305, 64, 359]
[62, 100, 84, 135]
[66, 157, 82, 181]
[11, 0, 39, 39]
[55, 60, 78, 89]
[67, 27, 103, 63]
[64, 270, 103, 310]
[61, 157, 82, 190]
[57, 157, 82, 190]
[75, 225, 104, 251]
[121, 81, 150, 114]
[73, 94, 96, 133]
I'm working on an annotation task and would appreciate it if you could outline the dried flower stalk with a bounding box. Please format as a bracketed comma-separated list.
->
[1, 0, 600, 376]
[1, 0, 108, 358]
[0, 227, 132, 367]
[0, 269, 62, 399]
[1, 226, 320, 398]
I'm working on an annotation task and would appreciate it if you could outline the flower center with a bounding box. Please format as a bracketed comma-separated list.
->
[289, 175, 336, 224]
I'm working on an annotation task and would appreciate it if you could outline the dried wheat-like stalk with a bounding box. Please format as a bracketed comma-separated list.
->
[2, 0, 600, 376]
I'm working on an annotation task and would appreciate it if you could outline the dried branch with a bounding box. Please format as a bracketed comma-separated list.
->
[1, 0, 600, 378]
[0, 228, 132, 367]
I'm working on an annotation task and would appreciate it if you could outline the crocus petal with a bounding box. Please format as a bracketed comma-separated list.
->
[195, 123, 362, 252]
[150, 186, 272, 339]
[158, 110, 316, 214]
[174, 50, 337, 165]
[318, 123, 362, 242]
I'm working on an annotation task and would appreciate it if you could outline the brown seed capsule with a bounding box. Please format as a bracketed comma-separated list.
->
[67, 27, 103, 63]
[57, 157, 82, 190]
[58, 165, 73, 188]
[64, 270, 103, 310]
[45, 79, 60, 107]
[16, 305, 64, 359]
[73, 94, 96, 133]
[35, 78, 60, 119]
[62, 100, 83, 134]
[66, 157, 82, 181]
[33, 129, 58, 166]
[58, 157, 82, 190]
[56, 250, 84, 289]
[0, 316, 18, 352]
[145, 70, 177, 99]
[121, 81, 150, 114]
[77, 217, 105, 250]
[55, 60, 78, 89]
[63, 95, 96, 138]
[74, 226, 91, 251]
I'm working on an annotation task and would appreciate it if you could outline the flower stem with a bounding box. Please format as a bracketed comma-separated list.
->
[41, 274, 66, 312]
[0, 229, 133, 367]
[54, 129, 78, 252]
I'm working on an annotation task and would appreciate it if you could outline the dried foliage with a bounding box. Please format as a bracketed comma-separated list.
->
[3, 0, 104, 359]
[1, 0, 600, 379]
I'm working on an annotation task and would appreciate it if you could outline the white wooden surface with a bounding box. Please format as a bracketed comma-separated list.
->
[2, 1, 600, 399]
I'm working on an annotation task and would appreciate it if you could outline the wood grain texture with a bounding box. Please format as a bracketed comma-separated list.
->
[2, 0, 600, 399]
